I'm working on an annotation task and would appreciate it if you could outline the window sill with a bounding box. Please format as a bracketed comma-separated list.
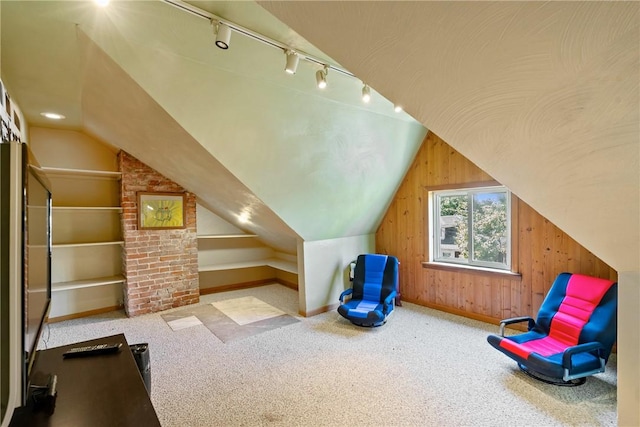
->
[422, 261, 522, 281]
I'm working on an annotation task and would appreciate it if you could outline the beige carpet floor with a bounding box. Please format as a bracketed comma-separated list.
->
[39, 283, 617, 426]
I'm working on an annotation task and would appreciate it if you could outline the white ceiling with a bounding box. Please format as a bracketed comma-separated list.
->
[261, 1, 640, 272]
[4, 1, 637, 270]
[1, 0, 427, 254]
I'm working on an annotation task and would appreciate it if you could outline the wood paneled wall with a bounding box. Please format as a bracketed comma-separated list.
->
[376, 132, 616, 325]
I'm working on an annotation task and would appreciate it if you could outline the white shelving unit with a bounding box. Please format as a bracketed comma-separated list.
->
[198, 258, 298, 274]
[38, 166, 121, 179]
[52, 275, 125, 292]
[196, 234, 297, 275]
[197, 234, 258, 239]
[47, 167, 124, 319]
[30, 128, 126, 319]
[53, 241, 124, 248]
[195, 204, 298, 293]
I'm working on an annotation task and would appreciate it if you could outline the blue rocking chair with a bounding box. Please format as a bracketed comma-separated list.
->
[338, 254, 399, 327]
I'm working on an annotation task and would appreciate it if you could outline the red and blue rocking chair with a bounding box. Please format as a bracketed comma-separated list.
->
[487, 273, 617, 386]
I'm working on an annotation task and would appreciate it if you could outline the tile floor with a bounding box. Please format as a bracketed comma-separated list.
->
[161, 296, 299, 342]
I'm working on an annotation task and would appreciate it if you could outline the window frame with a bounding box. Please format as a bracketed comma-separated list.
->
[430, 185, 512, 271]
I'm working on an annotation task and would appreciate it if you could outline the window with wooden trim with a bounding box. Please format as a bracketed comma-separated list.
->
[431, 186, 511, 271]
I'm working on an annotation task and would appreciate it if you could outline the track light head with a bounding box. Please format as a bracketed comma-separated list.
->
[362, 84, 371, 103]
[316, 66, 328, 89]
[214, 22, 231, 50]
[285, 50, 299, 74]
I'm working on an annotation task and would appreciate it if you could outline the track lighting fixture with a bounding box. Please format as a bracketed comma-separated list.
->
[166, 2, 406, 108]
[214, 22, 231, 50]
[316, 66, 328, 89]
[362, 84, 371, 103]
[285, 50, 299, 75]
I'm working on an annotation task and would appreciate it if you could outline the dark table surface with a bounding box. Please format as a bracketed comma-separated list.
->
[10, 333, 161, 427]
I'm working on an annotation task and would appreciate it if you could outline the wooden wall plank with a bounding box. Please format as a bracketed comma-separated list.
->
[376, 131, 616, 325]
[429, 270, 437, 304]
[500, 278, 511, 319]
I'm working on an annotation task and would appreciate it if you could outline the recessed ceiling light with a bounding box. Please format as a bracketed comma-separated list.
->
[40, 112, 66, 120]
[94, 0, 110, 7]
[394, 104, 403, 113]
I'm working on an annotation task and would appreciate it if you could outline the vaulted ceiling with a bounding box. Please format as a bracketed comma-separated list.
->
[2, 1, 637, 272]
[0, 0, 426, 254]
[261, 1, 639, 272]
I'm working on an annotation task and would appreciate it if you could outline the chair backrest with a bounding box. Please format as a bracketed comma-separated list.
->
[352, 254, 398, 303]
[534, 273, 617, 360]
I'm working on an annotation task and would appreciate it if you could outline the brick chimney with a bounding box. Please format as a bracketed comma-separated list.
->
[119, 151, 199, 316]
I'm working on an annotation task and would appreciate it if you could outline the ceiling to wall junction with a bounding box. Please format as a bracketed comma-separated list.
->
[0, 0, 427, 253]
[260, 1, 640, 272]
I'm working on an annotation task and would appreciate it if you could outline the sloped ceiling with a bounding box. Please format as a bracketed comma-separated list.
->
[78, 30, 298, 253]
[261, 1, 640, 272]
[0, 0, 426, 254]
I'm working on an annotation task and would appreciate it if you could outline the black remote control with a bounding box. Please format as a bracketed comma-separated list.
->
[63, 343, 123, 358]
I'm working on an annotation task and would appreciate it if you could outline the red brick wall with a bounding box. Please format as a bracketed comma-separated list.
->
[119, 151, 199, 316]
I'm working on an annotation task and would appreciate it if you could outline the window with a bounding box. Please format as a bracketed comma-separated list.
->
[431, 186, 511, 270]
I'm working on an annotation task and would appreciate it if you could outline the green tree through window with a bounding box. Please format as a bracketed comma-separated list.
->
[433, 187, 510, 270]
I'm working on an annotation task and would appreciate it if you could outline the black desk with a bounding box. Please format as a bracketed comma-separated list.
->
[10, 334, 161, 427]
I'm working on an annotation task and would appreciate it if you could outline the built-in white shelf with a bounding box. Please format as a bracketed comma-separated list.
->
[38, 166, 122, 180]
[33, 132, 124, 319]
[53, 206, 122, 211]
[53, 241, 124, 248]
[199, 258, 297, 275]
[52, 275, 125, 292]
[265, 258, 298, 274]
[197, 234, 258, 239]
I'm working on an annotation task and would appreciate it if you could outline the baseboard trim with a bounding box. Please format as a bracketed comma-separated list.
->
[401, 297, 508, 327]
[300, 302, 339, 318]
[274, 278, 298, 291]
[47, 305, 123, 323]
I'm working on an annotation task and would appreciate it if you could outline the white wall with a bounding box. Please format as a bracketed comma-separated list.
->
[618, 271, 640, 427]
[1, 82, 29, 426]
[65, 0, 427, 244]
[196, 203, 245, 235]
[297, 234, 374, 316]
[28, 128, 118, 171]
[0, 144, 25, 427]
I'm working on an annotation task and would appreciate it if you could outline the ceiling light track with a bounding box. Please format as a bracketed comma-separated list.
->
[161, 0, 355, 79]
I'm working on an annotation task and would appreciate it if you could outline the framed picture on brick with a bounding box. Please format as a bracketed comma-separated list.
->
[138, 192, 186, 230]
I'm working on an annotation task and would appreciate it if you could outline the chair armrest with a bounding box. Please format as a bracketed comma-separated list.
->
[562, 342, 605, 371]
[499, 316, 535, 337]
[339, 288, 353, 302]
[382, 291, 397, 315]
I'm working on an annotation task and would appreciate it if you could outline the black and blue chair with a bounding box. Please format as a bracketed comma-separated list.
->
[338, 254, 399, 327]
[487, 272, 617, 385]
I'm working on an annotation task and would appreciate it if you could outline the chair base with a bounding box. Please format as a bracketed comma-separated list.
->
[348, 319, 387, 327]
[517, 363, 586, 387]
[347, 306, 395, 327]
